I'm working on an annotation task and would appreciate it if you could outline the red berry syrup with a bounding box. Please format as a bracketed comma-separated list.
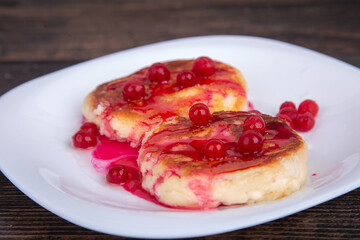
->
[91, 136, 163, 206]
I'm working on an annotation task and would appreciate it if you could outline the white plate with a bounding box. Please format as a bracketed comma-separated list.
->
[1, 35, 359, 239]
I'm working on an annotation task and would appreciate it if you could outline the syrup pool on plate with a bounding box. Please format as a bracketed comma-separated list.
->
[91, 135, 164, 206]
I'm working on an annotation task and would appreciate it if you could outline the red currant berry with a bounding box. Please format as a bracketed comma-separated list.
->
[276, 113, 294, 128]
[298, 99, 319, 117]
[80, 122, 99, 135]
[243, 115, 265, 135]
[279, 107, 298, 121]
[72, 130, 97, 149]
[294, 112, 315, 132]
[192, 56, 216, 77]
[280, 101, 296, 111]
[189, 103, 211, 126]
[122, 80, 145, 101]
[106, 165, 128, 184]
[177, 70, 197, 88]
[204, 139, 225, 159]
[148, 62, 170, 82]
[238, 130, 264, 155]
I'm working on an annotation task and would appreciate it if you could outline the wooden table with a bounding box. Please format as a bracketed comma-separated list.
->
[1, 1, 359, 239]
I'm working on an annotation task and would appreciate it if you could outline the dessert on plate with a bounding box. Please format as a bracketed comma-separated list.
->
[73, 56, 314, 210]
[138, 110, 307, 209]
[82, 57, 248, 147]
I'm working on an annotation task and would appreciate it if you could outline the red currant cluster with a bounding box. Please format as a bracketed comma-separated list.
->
[238, 115, 265, 155]
[188, 103, 225, 159]
[189, 103, 266, 159]
[73, 123, 130, 184]
[122, 56, 216, 101]
[276, 99, 319, 132]
[72, 122, 99, 149]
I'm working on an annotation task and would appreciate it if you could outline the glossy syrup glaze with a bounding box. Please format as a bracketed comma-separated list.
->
[140, 112, 302, 177]
[92, 135, 164, 206]
[93, 60, 246, 116]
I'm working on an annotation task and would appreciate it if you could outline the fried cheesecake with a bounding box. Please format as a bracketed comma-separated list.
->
[82, 57, 247, 147]
[138, 111, 308, 209]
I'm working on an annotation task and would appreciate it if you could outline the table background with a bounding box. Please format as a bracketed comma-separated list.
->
[0, 0, 359, 239]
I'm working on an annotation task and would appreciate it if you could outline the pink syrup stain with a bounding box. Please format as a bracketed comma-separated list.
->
[91, 135, 165, 206]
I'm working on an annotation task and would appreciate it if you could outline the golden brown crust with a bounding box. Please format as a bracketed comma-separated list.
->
[82, 59, 248, 146]
[139, 111, 308, 209]
[142, 112, 304, 176]
[87, 59, 246, 115]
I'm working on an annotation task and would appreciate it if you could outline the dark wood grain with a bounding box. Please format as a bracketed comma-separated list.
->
[0, 0, 359, 239]
[0, 0, 359, 65]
